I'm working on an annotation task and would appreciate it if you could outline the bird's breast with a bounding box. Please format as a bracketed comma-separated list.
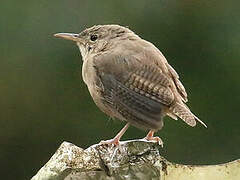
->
[82, 59, 93, 85]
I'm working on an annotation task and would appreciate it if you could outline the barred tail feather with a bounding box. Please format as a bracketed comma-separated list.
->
[171, 102, 207, 128]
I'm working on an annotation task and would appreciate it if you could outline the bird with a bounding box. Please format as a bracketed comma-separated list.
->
[54, 24, 207, 146]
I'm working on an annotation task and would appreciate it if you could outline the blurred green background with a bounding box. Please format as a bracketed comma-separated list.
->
[1, 0, 240, 179]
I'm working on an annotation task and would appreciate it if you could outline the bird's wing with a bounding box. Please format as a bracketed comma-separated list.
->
[143, 47, 188, 102]
[147, 49, 205, 127]
[166, 63, 188, 102]
[93, 53, 174, 130]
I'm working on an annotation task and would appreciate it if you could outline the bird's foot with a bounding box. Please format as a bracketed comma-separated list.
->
[144, 136, 164, 147]
[100, 138, 124, 154]
[100, 123, 130, 147]
[100, 138, 120, 146]
[144, 130, 164, 147]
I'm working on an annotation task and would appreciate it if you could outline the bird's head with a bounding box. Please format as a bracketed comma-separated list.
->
[54, 24, 138, 59]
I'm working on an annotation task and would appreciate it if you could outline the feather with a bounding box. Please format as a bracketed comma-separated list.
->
[170, 102, 207, 128]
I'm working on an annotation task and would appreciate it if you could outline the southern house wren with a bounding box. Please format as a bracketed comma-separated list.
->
[54, 25, 206, 146]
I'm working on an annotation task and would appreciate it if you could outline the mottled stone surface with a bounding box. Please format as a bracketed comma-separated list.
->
[31, 140, 240, 180]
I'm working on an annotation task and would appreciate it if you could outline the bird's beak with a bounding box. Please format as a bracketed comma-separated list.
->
[54, 33, 80, 42]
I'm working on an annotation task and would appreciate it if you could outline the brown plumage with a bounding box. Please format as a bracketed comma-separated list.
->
[54, 24, 207, 146]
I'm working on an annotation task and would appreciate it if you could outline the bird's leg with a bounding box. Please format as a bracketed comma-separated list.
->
[144, 130, 164, 147]
[100, 123, 130, 146]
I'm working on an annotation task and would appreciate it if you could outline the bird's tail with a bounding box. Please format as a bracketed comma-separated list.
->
[170, 102, 207, 128]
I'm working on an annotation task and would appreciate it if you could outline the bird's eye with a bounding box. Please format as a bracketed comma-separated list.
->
[90, 34, 98, 41]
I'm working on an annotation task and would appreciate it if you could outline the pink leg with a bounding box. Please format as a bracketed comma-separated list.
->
[144, 130, 163, 147]
[100, 123, 130, 146]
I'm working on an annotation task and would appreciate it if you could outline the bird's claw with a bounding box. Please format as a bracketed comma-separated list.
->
[100, 138, 124, 154]
[144, 136, 164, 147]
[100, 138, 120, 146]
